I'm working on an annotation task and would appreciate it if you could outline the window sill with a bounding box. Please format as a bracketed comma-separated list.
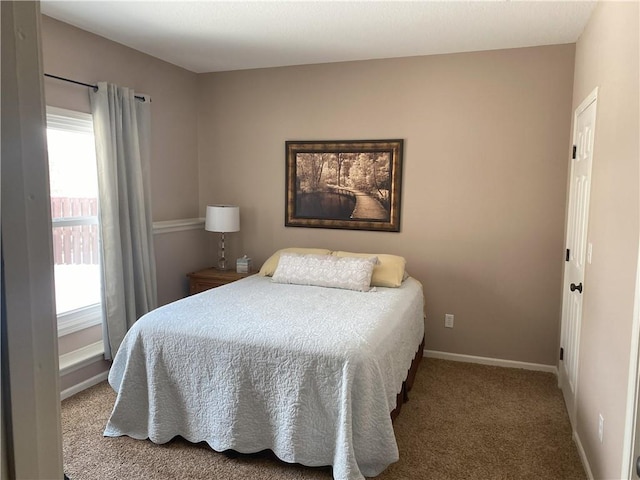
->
[58, 304, 102, 337]
[59, 341, 104, 375]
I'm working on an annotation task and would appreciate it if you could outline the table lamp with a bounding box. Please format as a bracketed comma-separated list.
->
[205, 205, 240, 270]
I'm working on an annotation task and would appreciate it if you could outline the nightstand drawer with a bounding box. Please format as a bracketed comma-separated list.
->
[187, 268, 253, 295]
[189, 279, 228, 294]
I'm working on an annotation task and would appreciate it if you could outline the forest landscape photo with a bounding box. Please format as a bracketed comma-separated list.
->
[285, 140, 403, 232]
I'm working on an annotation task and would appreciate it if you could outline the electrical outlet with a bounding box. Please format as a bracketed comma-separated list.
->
[598, 414, 604, 443]
[445, 314, 454, 328]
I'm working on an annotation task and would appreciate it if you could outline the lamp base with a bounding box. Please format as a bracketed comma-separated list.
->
[217, 257, 230, 271]
[216, 232, 229, 270]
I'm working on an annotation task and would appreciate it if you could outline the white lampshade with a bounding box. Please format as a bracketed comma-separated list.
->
[205, 205, 240, 233]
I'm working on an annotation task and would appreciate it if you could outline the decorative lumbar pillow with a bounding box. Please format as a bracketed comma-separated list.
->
[332, 251, 407, 288]
[258, 248, 332, 277]
[272, 253, 377, 292]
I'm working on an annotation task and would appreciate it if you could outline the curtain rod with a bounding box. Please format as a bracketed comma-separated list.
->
[44, 73, 147, 102]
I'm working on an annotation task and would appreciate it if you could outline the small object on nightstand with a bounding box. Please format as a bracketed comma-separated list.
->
[187, 267, 253, 295]
[236, 255, 252, 273]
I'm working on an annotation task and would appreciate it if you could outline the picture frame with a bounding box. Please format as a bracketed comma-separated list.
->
[285, 139, 403, 232]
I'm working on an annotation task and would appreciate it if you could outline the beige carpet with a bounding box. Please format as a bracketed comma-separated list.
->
[62, 359, 586, 480]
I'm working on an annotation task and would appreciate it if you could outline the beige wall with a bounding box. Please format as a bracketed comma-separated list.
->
[41, 17, 199, 221]
[41, 16, 209, 307]
[154, 227, 214, 300]
[198, 45, 575, 366]
[570, 2, 640, 478]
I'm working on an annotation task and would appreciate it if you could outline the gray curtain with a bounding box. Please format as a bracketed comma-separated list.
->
[90, 82, 157, 360]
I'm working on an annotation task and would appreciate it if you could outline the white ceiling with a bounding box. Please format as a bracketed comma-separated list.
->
[40, 1, 597, 74]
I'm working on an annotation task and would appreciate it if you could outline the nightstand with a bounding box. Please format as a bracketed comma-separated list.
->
[187, 267, 253, 295]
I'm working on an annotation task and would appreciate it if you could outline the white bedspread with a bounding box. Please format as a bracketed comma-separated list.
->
[105, 275, 425, 480]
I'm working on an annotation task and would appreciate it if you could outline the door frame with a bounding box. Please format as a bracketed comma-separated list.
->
[1, 2, 64, 478]
[559, 87, 598, 427]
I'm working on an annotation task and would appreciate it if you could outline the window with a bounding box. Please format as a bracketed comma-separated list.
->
[46, 107, 102, 337]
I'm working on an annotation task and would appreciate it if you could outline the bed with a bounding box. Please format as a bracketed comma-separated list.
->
[104, 250, 425, 480]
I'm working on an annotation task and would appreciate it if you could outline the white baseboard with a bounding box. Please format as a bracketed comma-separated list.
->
[424, 349, 558, 375]
[60, 371, 109, 401]
[574, 430, 595, 480]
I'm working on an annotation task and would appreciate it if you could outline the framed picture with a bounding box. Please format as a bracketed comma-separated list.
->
[285, 139, 403, 232]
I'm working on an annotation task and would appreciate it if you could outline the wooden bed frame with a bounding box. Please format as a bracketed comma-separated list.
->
[391, 335, 425, 421]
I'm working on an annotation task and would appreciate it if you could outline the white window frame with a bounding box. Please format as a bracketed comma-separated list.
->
[46, 106, 103, 337]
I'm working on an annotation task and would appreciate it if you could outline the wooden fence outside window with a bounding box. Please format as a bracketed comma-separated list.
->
[51, 197, 99, 265]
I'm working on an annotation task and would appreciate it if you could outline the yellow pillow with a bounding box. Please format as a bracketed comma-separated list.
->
[258, 248, 332, 276]
[332, 251, 406, 287]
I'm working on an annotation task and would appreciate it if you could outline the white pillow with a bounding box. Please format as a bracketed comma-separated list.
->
[258, 247, 332, 276]
[272, 253, 377, 292]
[332, 251, 407, 287]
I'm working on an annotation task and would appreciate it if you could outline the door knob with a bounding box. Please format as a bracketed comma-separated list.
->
[570, 282, 583, 293]
[636, 455, 640, 477]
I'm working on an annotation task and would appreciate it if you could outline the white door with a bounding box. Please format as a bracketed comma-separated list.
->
[559, 88, 598, 427]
